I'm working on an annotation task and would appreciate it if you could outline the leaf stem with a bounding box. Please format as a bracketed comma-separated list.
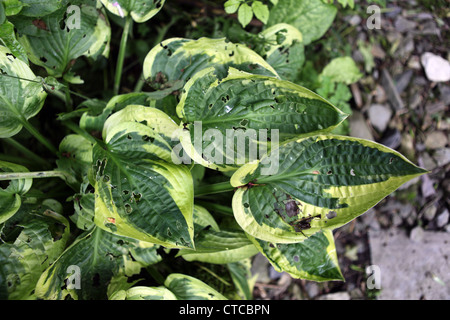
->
[194, 181, 234, 197]
[20, 119, 58, 155]
[62, 120, 100, 145]
[114, 16, 132, 95]
[0, 170, 67, 181]
[3, 138, 51, 168]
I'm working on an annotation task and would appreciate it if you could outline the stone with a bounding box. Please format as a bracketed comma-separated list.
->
[369, 228, 450, 299]
[421, 52, 450, 82]
[395, 70, 413, 94]
[394, 16, 417, 33]
[419, 152, 437, 171]
[424, 131, 448, 150]
[436, 209, 449, 228]
[317, 292, 350, 300]
[433, 148, 450, 167]
[349, 111, 374, 141]
[410, 226, 425, 243]
[368, 104, 392, 132]
[382, 69, 405, 110]
[423, 205, 437, 221]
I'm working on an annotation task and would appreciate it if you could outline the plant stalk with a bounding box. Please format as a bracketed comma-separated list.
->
[0, 170, 67, 181]
[3, 138, 51, 168]
[194, 181, 234, 197]
[114, 16, 132, 95]
[20, 119, 58, 155]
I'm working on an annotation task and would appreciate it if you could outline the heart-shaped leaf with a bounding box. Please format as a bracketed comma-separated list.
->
[143, 37, 278, 90]
[0, 45, 47, 138]
[93, 105, 194, 248]
[13, 4, 110, 81]
[176, 67, 347, 171]
[231, 135, 427, 243]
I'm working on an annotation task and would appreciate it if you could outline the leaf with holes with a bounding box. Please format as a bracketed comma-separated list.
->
[0, 161, 32, 224]
[248, 230, 343, 281]
[143, 37, 278, 90]
[100, 0, 165, 23]
[0, 45, 47, 138]
[35, 227, 161, 300]
[0, 199, 70, 299]
[231, 135, 427, 243]
[176, 67, 347, 171]
[0, 20, 28, 63]
[110, 286, 177, 300]
[256, 23, 305, 82]
[164, 273, 227, 300]
[267, 0, 337, 45]
[13, 4, 110, 82]
[93, 105, 194, 248]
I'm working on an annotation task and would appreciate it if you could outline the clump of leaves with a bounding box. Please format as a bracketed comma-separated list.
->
[0, 0, 427, 300]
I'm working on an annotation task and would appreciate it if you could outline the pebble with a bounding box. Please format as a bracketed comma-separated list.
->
[423, 205, 437, 221]
[410, 225, 425, 243]
[421, 52, 450, 82]
[436, 209, 449, 228]
[424, 131, 448, 150]
[368, 104, 392, 132]
[433, 148, 450, 167]
[394, 16, 417, 33]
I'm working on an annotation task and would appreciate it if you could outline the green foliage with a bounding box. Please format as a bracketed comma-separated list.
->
[0, 0, 426, 300]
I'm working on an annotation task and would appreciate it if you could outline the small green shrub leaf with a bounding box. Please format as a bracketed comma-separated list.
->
[0, 45, 47, 138]
[110, 286, 177, 300]
[164, 273, 227, 300]
[231, 135, 427, 243]
[320, 56, 363, 85]
[100, 0, 165, 23]
[237, 3, 253, 27]
[251, 1, 269, 24]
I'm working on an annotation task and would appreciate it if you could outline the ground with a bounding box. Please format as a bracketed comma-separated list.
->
[250, 0, 450, 300]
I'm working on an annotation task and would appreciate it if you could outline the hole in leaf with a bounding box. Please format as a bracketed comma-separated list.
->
[142, 135, 154, 143]
[293, 255, 299, 262]
[243, 203, 249, 208]
[92, 273, 100, 287]
[327, 211, 337, 219]
[240, 119, 248, 126]
[125, 203, 132, 214]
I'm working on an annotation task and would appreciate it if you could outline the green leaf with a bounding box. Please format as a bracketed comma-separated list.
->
[320, 56, 363, 85]
[0, 200, 70, 299]
[224, 0, 241, 14]
[0, 20, 28, 63]
[13, 4, 110, 81]
[93, 105, 194, 248]
[227, 259, 257, 300]
[35, 227, 161, 300]
[110, 286, 177, 300]
[267, 0, 337, 45]
[237, 3, 253, 28]
[164, 273, 227, 300]
[257, 23, 305, 81]
[143, 37, 278, 90]
[0, 45, 47, 138]
[249, 230, 344, 281]
[56, 134, 93, 191]
[100, 0, 165, 23]
[176, 67, 347, 171]
[3, 0, 24, 16]
[251, 1, 269, 24]
[0, 161, 32, 224]
[231, 135, 427, 243]
[17, 0, 63, 17]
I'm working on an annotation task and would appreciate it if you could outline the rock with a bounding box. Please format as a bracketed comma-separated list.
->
[380, 129, 402, 149]
[317, 292, 351, 300]
[251, 253, 271, 283]
[421, 174, 436, 198]
[433, 148, 450, 167]
[438, 84, 450, 105]
[436, 209, 449, 228]
[374, 84, 387, 103]
[369, 228, 450, 299]
[407, 55, 421, 70]
[349, 111, 374, 141]
[304, 282, 320, 299]
[419, 152, 437, 171]
[394, 16, 417, 33]
[423, 205, 437, 221]
[382, 69, 405, 110]
[424, 131, 448, 150]
[421, 52, 450, 82]
[395, 70, 413, 94]
[410, 226, 425, 243]
[368, 104, 392, 132]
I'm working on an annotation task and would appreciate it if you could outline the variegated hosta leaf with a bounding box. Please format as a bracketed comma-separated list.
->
[56, 134, 93, 191]
[164, 273, 227, 300]
[143, 37, 278, 89]
[0, 161, 32, 224]
[257, 23, 305, 81]
[0, 45, 47, 138]
[248, 230, 344, 281]
[100, 0, 165, 23]
[110, 286, 177, 300]
[176, 67, 347, 171]
[35, 227, 162, 300]
[14, 4, 110, 81]
[0, 20, 28, 63]
[0, 200, 70, 300]
[227, 259, 257, 300]
[93, 105, 194, 248]
[231, 135, 427, 243]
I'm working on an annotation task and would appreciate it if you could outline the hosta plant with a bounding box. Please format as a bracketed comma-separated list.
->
[0, 0, 426, 300]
